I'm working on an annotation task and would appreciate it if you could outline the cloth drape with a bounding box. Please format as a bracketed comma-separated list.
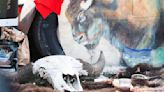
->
[34, 0, 64, 19]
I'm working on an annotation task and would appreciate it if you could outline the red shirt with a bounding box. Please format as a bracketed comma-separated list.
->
[34, 0, 63, 19]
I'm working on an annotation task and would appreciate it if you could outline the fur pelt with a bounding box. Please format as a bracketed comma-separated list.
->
[12, 83, 56, 92]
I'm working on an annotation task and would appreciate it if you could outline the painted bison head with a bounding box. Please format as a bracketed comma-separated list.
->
[65, 0, 161, 49]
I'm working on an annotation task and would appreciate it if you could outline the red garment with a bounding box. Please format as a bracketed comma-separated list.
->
[34, 0, 63, 19]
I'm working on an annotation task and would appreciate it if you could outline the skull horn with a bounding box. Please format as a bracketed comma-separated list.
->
[8, 63, 35, 83]
[79, 51, 105, 77]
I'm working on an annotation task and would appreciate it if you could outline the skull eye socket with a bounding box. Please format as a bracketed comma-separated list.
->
[63, 74, 77, 84]
[70, 77, 77, 84]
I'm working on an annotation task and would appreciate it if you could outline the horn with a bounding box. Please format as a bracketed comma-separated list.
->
[9, 63, 35, 83]
[79, 51, 105, 77]
[17, 63, 35, 83]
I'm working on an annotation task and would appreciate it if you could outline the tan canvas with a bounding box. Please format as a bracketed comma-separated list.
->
[0, 27, 30, 65]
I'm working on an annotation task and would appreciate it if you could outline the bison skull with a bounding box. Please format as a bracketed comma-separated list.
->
[32, 55, 86, 92]
[32, 51, 105, 91]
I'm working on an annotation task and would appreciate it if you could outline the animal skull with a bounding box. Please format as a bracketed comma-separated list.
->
[32, 55, 86, 92]
[32, 51, 105, 91]
[9, 50, 105, 92]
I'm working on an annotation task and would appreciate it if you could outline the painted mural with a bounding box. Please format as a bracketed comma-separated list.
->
[66, 0, 161, 49]
[59, 0, 164, 73]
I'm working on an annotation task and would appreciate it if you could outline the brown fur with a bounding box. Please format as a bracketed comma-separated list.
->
[12, 83, 56, 92]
